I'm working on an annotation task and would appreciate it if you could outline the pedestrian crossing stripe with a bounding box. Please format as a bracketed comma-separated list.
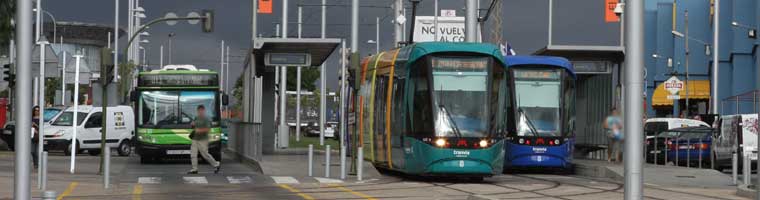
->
[226, 176, 253, 184]
[314, 177, 343, 184]
[138, 177, 161, 184]
[183, 176, 209, 184]
[271, 176, 300, 184]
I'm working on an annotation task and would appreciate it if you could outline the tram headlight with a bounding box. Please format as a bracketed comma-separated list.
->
[479, 140, 489, 148]
[554, 139, 561, 145]
[518, 138, 525, 144]
[435, 138, 447, 147]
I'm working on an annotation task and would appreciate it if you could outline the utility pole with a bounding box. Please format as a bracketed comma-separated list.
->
[394, 0, 403, 46]
[434, 0, 439, 41]
[712, 0, 720, 115]
[296, 5, 302, 142]
[159, 45, 163, 67]
[375, 17, 380, 54]
[279, 0, 290, 148]
[623, 0, 644, 199]
[465, 0, 478, 42]
[37, 39, 48, 189]
[220, 40, 225, 91]
[320, 0, 327, 146]
[114, 0, 119, 82]
[684, 10, 690, 117]
[14, 0, 33, 198]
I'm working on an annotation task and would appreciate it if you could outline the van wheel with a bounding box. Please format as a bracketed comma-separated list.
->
[118, 140, 132, 156]
[64, 141, 80, 156]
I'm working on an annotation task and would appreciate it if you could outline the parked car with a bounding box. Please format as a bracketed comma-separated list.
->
[1, 106, 66, 151]
[664, 127, 714, 167]
[43, 105, 135, 156]
[644, 118, 710, 139]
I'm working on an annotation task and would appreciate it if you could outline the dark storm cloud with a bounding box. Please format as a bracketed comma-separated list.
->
[43, 0, 618, 91]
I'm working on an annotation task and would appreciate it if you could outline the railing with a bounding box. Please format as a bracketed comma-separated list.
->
[227, 120, 263, 164]
[645, 132, 712, 169]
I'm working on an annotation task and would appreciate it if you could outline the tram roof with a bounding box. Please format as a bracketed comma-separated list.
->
[504, 55, 575, 76]
[404, 42, 506, 65]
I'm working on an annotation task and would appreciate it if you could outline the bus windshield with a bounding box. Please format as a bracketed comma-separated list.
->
[513, 69, 562, 137]
[139, 90, 219, 128]
[431, 56, 489, 138]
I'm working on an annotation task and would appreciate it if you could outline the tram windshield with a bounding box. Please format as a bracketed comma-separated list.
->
[513, 69, 562, 137]
[431, 56, 490, 138]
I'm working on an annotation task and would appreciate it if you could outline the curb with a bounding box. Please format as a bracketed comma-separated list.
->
[574, 161, 623, 181]
[736, 184, 756, 199]
[467, 194, 498, 200]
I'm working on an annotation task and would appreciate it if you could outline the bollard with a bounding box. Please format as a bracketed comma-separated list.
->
[104, 147, 110, 189]
[744, 154, 750, 185]
[665, 137, 669, 165]
[675, 136, 679, 166]
[41, 191, 57, 200]
[732, 152, 738, 185]
[340, 145, 346, 179]
[325, 145, 331, 178]
[41, 151, 48, 190]
[698, 138, 702, 169]
[357, 146, 363, 181]
[308, 144, 313, 176]
[686, 139, 691, 168]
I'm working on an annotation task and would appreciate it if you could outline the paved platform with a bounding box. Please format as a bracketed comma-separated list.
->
[259, 148, 382, 180]
[575, 159, 735, 189]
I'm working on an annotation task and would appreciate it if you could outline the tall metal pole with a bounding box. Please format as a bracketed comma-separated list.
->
[252, 0, 258, 40]
[319, 0, 327, 146]
[114, 0, 119, 83]
[296, 5, 302, 142]
[548, 0, 553, 46]
[434, 0, 439, 41]
[712, 0, 720, 114]
[37, 40, 48, 189]
[339, 39, 346, 158]
[225, 45, 230, 117]
[465, 0, 478, 42]
[35, 0, 41, 42]
[220, 40, 225, 91]
[71, 52, 82, 174]
[128, 0, 133, 62]
[279, 0, 290, 148]
[623, 0, 644, 199]
[376, 17, 380, 54]
[394, 0, 403, 46]
[14, 0, 33, 197]
[61, 49, 66, 106]
[159, 45, 163, 67]
[684, 10, 690, 117]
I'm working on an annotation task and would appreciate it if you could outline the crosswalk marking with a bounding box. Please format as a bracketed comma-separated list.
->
[271, 176, 300, 184]
[314, 177, 343, 184]
[183, 176, 208, 184]
[226, 176, 252, 184]
[137, 177, 161, 184]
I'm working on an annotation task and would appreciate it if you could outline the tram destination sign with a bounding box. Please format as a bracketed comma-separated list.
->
[265, 53, 312, 67]
[138, 74, 218, 87]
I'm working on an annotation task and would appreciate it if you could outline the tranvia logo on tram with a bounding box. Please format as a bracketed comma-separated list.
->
[453, 150, 470, 157]
[532, 147, 548, 153]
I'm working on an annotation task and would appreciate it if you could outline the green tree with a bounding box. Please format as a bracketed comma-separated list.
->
[0, 0, 14, 47]
[232, 75, 244, 112]
[286, 67, 320, 91]
[117, 62, 136, 102]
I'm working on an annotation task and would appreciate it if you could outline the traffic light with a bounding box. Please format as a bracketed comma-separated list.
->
[3, 64, 14, 88]
[100, 48, 115, 84]
[201, 10, 214, 33]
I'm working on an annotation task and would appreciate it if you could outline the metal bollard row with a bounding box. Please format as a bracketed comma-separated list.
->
[340, 145, 346, 180]
[732, 152, 738, 185]
[41, 191, 57, 200]
[357, 146, 363, 181]
[308, 144, 313, 177]
[104, 147, 110, 189]
[325, 145, 331, 178]
[41, 151, 48, 190]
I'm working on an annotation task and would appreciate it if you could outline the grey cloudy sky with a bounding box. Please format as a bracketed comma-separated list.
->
[43, 0, 620, 91]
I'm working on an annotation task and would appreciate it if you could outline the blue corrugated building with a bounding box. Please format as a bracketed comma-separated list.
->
[645, 0, 759, 116]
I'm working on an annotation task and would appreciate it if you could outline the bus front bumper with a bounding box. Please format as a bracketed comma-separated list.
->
[136, 141, 221, 156]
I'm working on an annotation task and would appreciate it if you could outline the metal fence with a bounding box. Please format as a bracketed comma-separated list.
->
[227, 121, 263, 164]
[645, 131, 712, 169]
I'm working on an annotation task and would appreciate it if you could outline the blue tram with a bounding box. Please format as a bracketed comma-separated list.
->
[503, 56, 576, 171]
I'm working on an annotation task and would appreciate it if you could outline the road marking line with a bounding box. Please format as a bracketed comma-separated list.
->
[271, 176, 299, 184]
[314, 177, 343, 184]
[56, 182, 78, 200]
[182, 176, 208, 184]
[278, 184, 315, 200]
[226, 176, 252, 184]
[137, 177, 161, 184]
[355, 178, 379, 184]
[132, 184, 143, 200]
[329, 184, 377, 200]
[644, 183, 661, 187]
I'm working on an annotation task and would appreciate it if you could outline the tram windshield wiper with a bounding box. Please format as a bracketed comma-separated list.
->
[518, 108, 540, 137]
[438, 104, 463, 138]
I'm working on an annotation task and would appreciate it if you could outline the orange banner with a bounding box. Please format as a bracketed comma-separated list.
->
[259, 0, 273, 14]
[605, 0, 620, 23]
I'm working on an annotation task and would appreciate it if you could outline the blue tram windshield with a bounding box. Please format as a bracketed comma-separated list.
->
[514, 69, 561, 137]
[431, 56, 489, 138]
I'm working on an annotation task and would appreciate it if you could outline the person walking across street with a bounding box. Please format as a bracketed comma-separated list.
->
[604, 107, 624, 163]
[31, 106, 40, 169]
[188, 105, 220, 174]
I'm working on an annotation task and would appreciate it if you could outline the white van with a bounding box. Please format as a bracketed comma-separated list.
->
[43, 105, 135, 156]
[644, 118, 710, 139]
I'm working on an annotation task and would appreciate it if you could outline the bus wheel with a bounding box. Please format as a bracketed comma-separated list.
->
[118, 140, 132, 156]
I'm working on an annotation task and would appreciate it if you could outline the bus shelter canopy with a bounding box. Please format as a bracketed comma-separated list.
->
[249, 37, 341, 76]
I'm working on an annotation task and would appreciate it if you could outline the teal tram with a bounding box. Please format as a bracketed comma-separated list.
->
[356, 42, 512, 178]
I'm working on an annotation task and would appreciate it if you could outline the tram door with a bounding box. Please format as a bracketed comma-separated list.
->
[374, 72, 389, 165]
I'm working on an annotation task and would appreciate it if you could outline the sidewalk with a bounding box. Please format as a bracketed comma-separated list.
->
[259, 148, 382, 180]
[575, 159, 735, 189]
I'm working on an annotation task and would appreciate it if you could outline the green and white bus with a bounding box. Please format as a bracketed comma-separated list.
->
[132, 65, 227, 163]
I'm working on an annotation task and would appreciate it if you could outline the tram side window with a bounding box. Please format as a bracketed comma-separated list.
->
[375, 76, 388, 138]
[392, 78, 406, 134]
[563, 76, 576, 136]
[410, 60, 433, 137]
[491, 62, 506, 136]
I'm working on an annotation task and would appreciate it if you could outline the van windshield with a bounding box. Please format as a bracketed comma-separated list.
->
[51, 112, 88, 126]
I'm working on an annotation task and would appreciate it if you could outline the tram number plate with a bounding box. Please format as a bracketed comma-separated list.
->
[167, 150, 191, 155]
